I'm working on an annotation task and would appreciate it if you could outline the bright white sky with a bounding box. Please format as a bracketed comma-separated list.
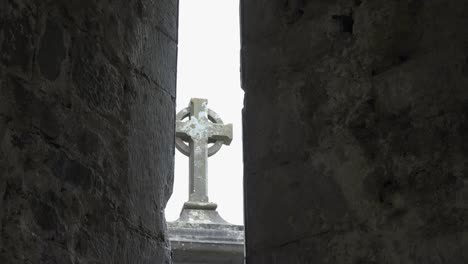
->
[165, 0, 244, 225]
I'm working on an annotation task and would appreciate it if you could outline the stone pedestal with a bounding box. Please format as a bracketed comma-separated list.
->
[168, 205, 244, 264]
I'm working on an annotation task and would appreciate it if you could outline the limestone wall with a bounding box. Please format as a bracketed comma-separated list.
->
[241, 0, 468, 263]
[0, 0, 178, 263]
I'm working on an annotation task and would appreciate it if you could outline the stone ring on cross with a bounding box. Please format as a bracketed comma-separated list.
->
[175, 100, 232, 157]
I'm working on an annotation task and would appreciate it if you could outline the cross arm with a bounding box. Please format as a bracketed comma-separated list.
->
[176, 120, 191, 141]
[207, 123, 233, 145]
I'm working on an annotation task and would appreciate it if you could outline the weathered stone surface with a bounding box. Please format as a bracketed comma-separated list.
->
[38, 19, 66, 81]
[0, 0, 178, 263]
[241, 0, 468, 263]
[168, 212, 244, 264]
[168, 196, 244, 264]
[176, 98, 233, 206]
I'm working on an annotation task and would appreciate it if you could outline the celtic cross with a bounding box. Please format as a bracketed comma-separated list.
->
[176, 98, 233, 210]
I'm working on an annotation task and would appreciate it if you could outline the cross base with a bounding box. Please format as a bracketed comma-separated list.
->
[183, 201, 218, 210]
[176, 207, 230, 225]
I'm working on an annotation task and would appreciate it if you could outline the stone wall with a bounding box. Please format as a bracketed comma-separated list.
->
[241, 0, 468, 263]
[0, 0, 178, 263]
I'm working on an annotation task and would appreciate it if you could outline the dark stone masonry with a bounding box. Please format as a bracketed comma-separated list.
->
[0, 0, 177, 263]
[241, 0, 468, 263]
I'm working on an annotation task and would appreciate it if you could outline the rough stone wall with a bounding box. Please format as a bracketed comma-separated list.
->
[241, 0, 468, 263]
[0, 0, 178, 263]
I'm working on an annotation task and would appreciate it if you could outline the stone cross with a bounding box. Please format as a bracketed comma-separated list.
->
[175, 98, 233, 210]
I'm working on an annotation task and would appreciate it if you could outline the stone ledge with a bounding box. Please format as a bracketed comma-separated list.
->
[168, 208, 245, 264]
